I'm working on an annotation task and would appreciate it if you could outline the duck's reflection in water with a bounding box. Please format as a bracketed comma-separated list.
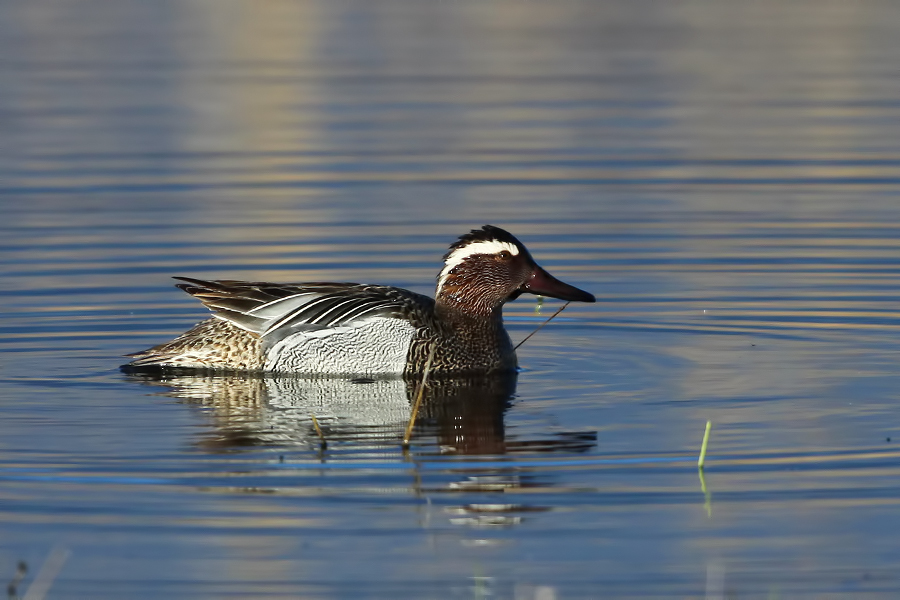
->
[126, 370, 596, 531]
[126, 370, 596, 457]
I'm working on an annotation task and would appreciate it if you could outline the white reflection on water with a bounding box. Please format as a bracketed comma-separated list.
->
[3, 0, 900, 597]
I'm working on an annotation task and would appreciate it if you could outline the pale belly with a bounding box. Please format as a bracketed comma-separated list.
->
[262, 317, 418, 375]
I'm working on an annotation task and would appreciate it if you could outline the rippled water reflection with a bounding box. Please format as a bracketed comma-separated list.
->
[4, 0, 900, 598]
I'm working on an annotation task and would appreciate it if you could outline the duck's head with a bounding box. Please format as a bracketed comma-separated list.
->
[435, 225, 595, 315]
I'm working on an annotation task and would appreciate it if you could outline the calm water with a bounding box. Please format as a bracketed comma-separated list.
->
[4, 1, 900, 598]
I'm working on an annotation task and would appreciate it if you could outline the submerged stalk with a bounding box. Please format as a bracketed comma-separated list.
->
[402, 346, 436, 447]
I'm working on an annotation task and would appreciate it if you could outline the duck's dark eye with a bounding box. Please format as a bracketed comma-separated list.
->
[498, 251, 512, 260]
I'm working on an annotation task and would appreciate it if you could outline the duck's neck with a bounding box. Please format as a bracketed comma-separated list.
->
[435, 295, 510, 349]
[434, 287, 501, 323]
[435, 299, 500, 328]
[427, 294, 515, 373]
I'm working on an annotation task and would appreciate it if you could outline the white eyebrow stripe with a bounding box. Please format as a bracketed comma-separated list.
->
[436, 240, 519, 294]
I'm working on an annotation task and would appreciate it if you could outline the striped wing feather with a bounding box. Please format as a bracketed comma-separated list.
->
[174, 277, 428, 342]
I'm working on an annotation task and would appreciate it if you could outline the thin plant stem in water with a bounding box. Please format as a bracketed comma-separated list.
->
[8, 560, 27, 600]
[22, 546, 69, 600]
[698, 421, 713, 516]
[403, 346, 436, 447]
[698, 420, 712, 469]
[310, 414, 326, 449]
[698, 468, 712, 518]
[514, 301, 571, 350]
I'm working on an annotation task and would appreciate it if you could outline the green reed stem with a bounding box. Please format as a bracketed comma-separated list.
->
[514, 301, 571, 350]
[698, 420, 712, 469]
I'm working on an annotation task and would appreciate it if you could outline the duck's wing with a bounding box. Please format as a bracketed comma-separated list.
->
[174, 277, 433, 343]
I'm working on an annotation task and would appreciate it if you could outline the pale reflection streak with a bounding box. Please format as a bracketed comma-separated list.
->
[127, 368, 596, 543]
[125, 370, 595, 457]
[4, 0, 900, 595]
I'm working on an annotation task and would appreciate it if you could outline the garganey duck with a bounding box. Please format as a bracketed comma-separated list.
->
[124, 225, 595, 375]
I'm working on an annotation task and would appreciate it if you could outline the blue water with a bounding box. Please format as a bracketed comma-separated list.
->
[3, 1, 900, 598]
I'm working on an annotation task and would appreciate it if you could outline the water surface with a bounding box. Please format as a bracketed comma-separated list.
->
[3, 1, 900, 598]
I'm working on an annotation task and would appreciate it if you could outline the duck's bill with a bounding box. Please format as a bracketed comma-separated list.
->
[522, 267, 595, 303]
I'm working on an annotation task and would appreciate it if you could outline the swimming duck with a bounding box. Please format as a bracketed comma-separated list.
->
[124, 225, 595, 375]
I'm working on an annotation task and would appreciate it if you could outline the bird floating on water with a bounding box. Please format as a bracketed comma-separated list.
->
[124, 225, 595, 375]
